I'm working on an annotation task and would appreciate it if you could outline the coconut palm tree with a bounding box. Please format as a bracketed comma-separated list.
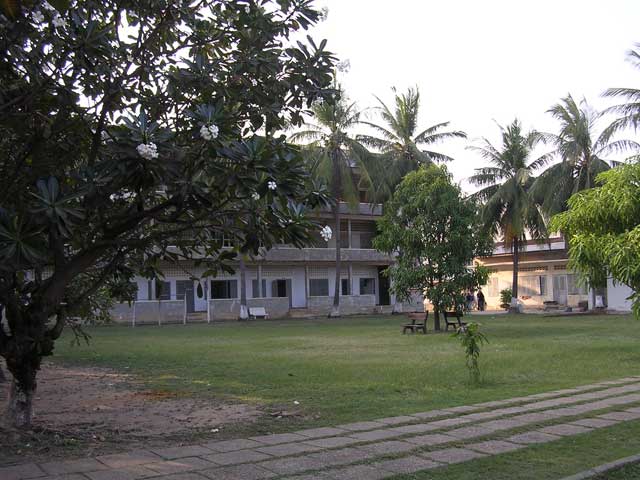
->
[603, 44, 640, 139]
[291, 90, 378, 317]
[468, 120, 548, 308]
[531, 94, 640, 216]
[357, 87, 466, 198]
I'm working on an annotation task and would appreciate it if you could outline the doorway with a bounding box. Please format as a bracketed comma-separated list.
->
[272, 279, 293, 307]
[553, 275, 568, 305]
[176, 280, 195, 313]
[378, 266, 390, 306]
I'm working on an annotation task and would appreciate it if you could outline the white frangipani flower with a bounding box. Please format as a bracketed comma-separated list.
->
[244, 5, 250, 13]
[318, 7, 329, 21]
[251, 79, 258, 87]
[320, 225, 332, 241]
[136, 142, 158, 160]
[267, 180, 277, 190]
[293, 400, 300, 405]
[200, 124, 219, 141]
[52, 14, 66, 28]
[32, 11, 45, 23]
[42, 2, 56, 11]
[251, 192, 260, 201]
[336, 59, 351, 73]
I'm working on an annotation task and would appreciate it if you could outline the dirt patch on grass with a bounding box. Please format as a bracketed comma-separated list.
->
[0, 363, 263, 464]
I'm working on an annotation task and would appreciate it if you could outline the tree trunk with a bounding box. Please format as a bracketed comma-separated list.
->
[0, 363, 6, 383]
[239, 257, 248, 320]
[510, 237, 520, 313]
[330, 203, 341, 318]
[7, 378, 35, 429]
[433, 307, 441, 331]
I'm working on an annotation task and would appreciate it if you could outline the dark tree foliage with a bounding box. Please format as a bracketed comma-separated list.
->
[0, 0, 335, 427]
[374, 165, 492, 330]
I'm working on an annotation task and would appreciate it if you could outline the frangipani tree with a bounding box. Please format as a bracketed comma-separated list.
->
[0, 0, 335, 427]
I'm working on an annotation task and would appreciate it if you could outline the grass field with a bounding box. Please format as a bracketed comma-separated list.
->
[52, 313, 640, 426]
[46, 313, 640, 479]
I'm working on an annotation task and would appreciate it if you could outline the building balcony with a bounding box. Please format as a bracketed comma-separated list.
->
[260, 247, 393, 264]
[317, 202, 383, 217]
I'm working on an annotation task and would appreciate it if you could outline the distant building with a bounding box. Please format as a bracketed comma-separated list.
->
[477, 236, 633, 312]
[111, 201, 424, 324]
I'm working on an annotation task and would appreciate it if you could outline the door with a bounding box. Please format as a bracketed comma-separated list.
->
[176, 280, 195, 313]
[553, 275, 568, 305]
[377, 266, 390, 305]
[193, 280, 207, 312]
[272, 279, 293, 308]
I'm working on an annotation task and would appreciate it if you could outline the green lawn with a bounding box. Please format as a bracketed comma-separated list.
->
[53, 313, 640, 426]
[48, 313, 640, 479]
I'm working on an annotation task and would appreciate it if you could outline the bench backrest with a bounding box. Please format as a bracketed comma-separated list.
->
[249, 307, 267, 316]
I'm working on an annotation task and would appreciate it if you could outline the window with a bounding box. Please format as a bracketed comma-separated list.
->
[539, 276, 547, 296]
[251, 279, 267, 298]
[210, 280, 238, 299]
[272, 279, 288, 298]
[155, 281, 171, 300]
[359, 278, 376, 295]
[359, 232, 374, 249]
[487, 277, 499, 297]
[567, 274, 587, 295]
[309, 279, 329, 296]
[341, 278, 350, 295]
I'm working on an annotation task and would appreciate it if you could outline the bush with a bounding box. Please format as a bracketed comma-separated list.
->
[500, 288, 512, 310]
[453, 322, 489, 384]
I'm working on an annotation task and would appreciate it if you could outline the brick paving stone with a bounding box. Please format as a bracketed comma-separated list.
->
[507, 431, 562, 444]
[423, 448, 486, 464]
[294, 427, 349, 438]
[466, 440, 524, 455]
[258, 456, 327, 476]
[203, 450, 272, 466]
[598, 411, 640, 421]
[0, 463, 46, 480]
[480, 418, 527, 432]
[427, 417, 474, 428]
[309, 447, 376, 466]
[255, 443, 322, 457]
[349, 429, 401, 441]
[200, 464, 277, 479]
[323, 464, 390, 480]
[150, 445, 213, 460]
[446, 425, 497, 440]
[462, 411, 502, 421]
[39, 475, 88, 480]
[359, 440, 416, 455]
[153, 474, 204, 480]
[374, 415, 418, 425]
[203, 439, 264, 453]
[405, 433, 457, 447]
[444, 405, 478, 414]
[303, 436, 361, 448]
[510, 412, 557, 424]
[336, 421, 386, 431]
[250, 433, 308, 445]
[84, 466, 157, 480]
[282, 475, 332, 480]
[96, 450, 162, 469]
[539, 424, 593, 437]
[625, 406, 640, 413]
[411, 410, 451, 419]
[473, 399, 514, 408]
[570, 418, 620, 429]
[41, 458, 109, 475]
[371, 456, 441, 474]
[143, 457, 215, 475]
[390, 423, 439, 435]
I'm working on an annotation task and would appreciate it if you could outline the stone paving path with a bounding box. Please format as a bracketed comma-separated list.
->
[5, 376, 640, 480]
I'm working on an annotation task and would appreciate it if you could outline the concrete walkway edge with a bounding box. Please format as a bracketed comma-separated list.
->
[559, 452, 640, 480]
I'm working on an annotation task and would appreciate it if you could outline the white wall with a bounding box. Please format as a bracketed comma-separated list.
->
[607, 278, 634, 311]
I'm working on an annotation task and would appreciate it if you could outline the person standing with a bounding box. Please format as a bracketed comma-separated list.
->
[477, 289, 486, 311]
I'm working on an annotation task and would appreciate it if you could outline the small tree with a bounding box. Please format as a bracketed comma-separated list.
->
[374, 165, 492, 330]
[453, 322, 488, 384]
[551, 163, 640, 317]
[0, 0, 335, 428]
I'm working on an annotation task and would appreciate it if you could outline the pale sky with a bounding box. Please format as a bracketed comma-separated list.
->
[309, 0, 640, 192]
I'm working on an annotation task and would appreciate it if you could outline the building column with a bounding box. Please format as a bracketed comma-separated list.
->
[257, 264, 263, 298]
[304, 265, 309, 307]
[348, 263, 353, 296]
[347, 219, 352, 249]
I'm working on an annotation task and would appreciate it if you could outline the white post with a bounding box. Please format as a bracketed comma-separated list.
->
[304, 265, 309, 307]
[183, 297, 187, 325]
[132, 301, 136, 327]
[206, 280, 211, 324]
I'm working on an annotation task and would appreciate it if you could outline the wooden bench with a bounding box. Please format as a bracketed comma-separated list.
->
[444, 310, 466, 331]
[402, 311, 428, 334]
[248, 307, 269, 320]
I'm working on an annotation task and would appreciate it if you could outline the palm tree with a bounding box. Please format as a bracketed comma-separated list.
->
[468, 120, 548, 308]
[603, 44, 640, 140]
[531, 94, 639, 216]
[358, 87, 466, 198]
[291, 90, 378, 317]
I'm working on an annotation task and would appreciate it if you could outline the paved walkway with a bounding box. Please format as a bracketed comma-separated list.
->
[5, 376, 640, 480]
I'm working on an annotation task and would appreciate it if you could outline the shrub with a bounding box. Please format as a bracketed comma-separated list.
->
[453, 322, 489, 383]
